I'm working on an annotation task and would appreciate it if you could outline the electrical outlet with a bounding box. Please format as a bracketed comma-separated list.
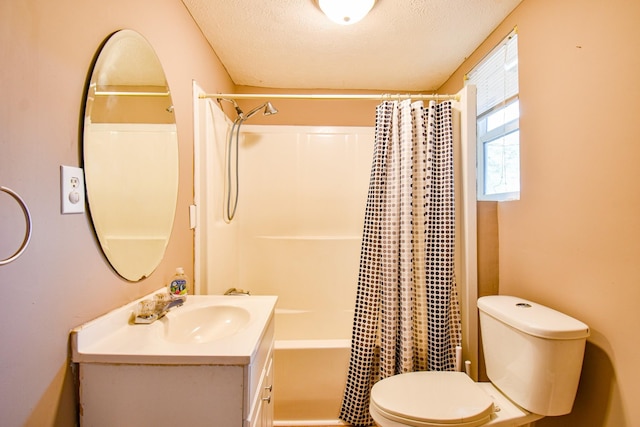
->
[60, 165, 85, 214]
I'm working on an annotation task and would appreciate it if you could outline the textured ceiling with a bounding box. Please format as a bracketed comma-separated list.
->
[182, 0, 522, 92]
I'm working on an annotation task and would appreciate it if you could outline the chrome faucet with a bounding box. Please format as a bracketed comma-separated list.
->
[133, 294, 184, 324]
[160, 298, 185, 312]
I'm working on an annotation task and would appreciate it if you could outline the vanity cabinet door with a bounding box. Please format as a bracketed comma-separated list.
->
[247, 350, 274, 427]
[261, 355, 274, 426]
[79, 363, 244, 427]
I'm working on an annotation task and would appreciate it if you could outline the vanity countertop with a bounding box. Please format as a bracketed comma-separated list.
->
[71, 291, 277, 365]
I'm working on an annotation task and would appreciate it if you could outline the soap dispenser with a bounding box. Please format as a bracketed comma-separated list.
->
[168, 267, 190, 301]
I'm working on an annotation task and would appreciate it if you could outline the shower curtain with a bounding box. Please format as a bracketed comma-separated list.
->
[339, 99, 462, 426]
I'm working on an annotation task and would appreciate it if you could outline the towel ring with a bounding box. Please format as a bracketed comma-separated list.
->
[0, 186, 33, 265]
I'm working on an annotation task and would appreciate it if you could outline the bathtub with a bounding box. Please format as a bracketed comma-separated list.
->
[273, 309, 354, 426]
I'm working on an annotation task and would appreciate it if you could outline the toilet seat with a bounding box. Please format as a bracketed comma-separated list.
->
[370, 371, 495, 427]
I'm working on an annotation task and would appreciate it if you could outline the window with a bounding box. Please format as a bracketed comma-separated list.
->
[466, 30, 520, 201]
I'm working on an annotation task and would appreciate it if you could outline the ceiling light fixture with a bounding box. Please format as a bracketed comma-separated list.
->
[317, 0, 376, 25]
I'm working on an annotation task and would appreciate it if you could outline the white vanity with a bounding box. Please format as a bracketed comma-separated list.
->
[71, 293, 277, 427]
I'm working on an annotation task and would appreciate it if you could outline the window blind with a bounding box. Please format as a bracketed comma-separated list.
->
[466, 31, 519, 116]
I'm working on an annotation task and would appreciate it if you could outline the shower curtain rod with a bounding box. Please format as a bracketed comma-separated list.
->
[199, 92, 460, 102]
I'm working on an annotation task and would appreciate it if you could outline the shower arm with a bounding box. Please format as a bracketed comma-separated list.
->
[243, 102, 278, 120]
[217, 97, 246, 119]
[244, 103, 266, 119]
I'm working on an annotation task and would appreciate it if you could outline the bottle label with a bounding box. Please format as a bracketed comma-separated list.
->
[169, 278, 187, 296]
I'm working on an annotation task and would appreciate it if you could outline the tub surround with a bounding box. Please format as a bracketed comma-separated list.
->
[272, 308, 353, 424]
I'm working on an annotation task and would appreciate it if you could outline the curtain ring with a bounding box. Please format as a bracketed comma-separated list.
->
[0, 186, 32, 265]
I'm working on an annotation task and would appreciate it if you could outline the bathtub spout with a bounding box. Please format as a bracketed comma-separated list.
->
[224, 287, 251, 296]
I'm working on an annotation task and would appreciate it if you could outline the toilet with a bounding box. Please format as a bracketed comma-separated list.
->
[369, 295, 590, 427]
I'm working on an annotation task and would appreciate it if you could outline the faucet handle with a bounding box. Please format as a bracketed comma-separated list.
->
[133, 299, 159, 324]
[132, 294, 184, 325]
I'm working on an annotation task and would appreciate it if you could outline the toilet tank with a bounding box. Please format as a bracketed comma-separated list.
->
[478, 295, 589, 417]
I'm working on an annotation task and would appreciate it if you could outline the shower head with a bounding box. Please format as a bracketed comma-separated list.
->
[243, 102, 279, 120]
[264, 102, 279, 116]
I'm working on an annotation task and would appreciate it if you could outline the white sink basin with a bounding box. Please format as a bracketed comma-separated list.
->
[71, 293, 277, 365]
[162, 305, 250, 344]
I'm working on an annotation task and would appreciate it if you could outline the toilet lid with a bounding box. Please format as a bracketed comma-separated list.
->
[370, 371, 495, 427]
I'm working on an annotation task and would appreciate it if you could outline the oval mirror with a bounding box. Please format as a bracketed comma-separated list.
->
[83, 30, 178, 281]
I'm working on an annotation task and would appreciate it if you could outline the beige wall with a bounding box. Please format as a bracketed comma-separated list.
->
[441, 0, 640, 425]
[0, 1, 233, 425]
